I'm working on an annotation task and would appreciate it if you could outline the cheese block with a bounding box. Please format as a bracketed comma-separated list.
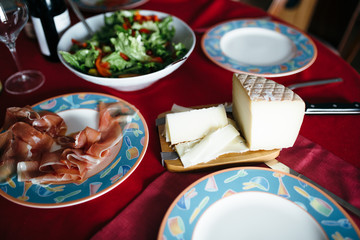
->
[165, 104, 228, 145]
[176, 124, 241, 168]
[232, 73, 305, 150]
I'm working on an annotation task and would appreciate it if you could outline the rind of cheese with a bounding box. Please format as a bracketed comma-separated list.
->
[165, 105, 228, 145]
[178, 124, 241, 168]
[171, 104, 192, 112]
[232, 73, 305, 150]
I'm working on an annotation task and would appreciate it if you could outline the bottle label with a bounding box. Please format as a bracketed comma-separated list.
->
[31, 10, 71, 56]
[54, 10, 71, 34]
[32, 15, 50, 56]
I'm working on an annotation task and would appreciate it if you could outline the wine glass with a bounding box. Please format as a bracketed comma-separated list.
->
[0, 0, 44, 95]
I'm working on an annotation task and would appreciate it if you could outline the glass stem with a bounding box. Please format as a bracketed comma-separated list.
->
[6, 41, 23, 72]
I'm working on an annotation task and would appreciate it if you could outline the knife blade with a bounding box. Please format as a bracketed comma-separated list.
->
[305, 102, 360, 114]
[227, 102, 360, 115]
[67, 0, 94, 36]
[287, 78, 343, 90]
[265, 159, 360, 218]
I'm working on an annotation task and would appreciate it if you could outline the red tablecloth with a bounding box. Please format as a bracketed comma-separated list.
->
[0, 0, 359, 239]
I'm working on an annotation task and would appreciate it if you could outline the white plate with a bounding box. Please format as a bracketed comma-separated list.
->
[158, 167, 360, 239]
[202, 19, 317, 77]
[0, 92, 148, 208]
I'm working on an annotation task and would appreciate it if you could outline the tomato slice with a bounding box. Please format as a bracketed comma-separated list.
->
[71, 39, 87, 48]
[120, 52, 130, 61]
[95, 57, 111, 77]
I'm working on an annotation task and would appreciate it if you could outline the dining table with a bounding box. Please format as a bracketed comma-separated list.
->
[0, 0, 360, 239]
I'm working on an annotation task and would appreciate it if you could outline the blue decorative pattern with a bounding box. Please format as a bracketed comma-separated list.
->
[202, 19, 317, 77]
[160, 168, 360, 239]
[0, 93, 148, 208]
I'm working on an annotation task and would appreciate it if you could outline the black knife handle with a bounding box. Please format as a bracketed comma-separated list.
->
[305, 102, 360, 114]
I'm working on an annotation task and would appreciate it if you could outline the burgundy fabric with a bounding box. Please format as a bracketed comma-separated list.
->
[279, 135, 360, 228]
[90, 135, 360, 240]
[92, 171, 207, 240]
[0, 0, 359, 239]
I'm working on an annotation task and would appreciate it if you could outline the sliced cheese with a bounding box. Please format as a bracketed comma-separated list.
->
[220, 135, 249, 153]
[165, 104, 228, 145]
[170, 104, 192, 112]
[175, 134, 249, 160]
[164, 104, 193, 142]
[174, 139, 200, 157]
[232, 73, 305, 150]
[177, 124, 241, 168]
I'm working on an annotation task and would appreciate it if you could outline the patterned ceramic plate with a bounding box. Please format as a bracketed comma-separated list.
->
[0, 92, 148, 208]
[72, 0, 148, 13]
[201, 19, 317, 77]
[158, 167, 360, 240]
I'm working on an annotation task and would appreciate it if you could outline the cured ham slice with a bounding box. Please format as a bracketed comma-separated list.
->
[17, 142, 122, 184]
[1, 101, 126, 185]
[1, 106, 39, 130]
[10, 122, 54, 155]
[57, 127, 101, 149]
[1, 106, 67, 138]
[18, 159, 82, 184]
[56, 102, 124, 158]
[0, 155, 17, 183]
[86, 121, 123, 158]
[98, 101, 132, 129]
[0, 131, 15, 182]
[32, 111, 67, 138]
[0, 122, 54, 182]
[18, 150, 88, 183]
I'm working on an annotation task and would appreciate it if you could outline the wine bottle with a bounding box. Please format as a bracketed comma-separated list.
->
[27, 0, 71, 62]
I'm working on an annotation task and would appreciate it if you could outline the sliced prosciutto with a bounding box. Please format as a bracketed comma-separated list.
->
[2, 106, 67, 137]
[56, 102, 124, 158]
[0, 101, 125, 185]
[0, 122, 54, 182]
[17, 150, 89, 183]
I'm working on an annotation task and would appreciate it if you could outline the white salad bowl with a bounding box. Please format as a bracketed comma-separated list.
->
[57, 10, 195, 91]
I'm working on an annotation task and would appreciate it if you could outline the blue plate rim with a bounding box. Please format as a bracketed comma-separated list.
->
[201, 19, 318, 77]
[158, 167, 360, 239]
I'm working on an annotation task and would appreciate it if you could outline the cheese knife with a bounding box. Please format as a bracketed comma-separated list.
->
[287, 78, 360, 114]
[265, 159, 360, 218]
[305, 102, 360, 114]
[224, 102, 360, 115]
[223, 102, 360, 115]
[287, 78, 343, 90]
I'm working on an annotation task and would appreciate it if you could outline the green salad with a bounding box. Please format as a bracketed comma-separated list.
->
[59, 10, 188, 78]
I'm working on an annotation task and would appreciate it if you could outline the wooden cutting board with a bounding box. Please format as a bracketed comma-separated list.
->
[156, 105, 280, 172]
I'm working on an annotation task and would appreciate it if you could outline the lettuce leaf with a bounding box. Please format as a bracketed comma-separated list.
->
[102, 51, 134, 71]
[110, 32, 151, 62]
[60, 48, 99, 71]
